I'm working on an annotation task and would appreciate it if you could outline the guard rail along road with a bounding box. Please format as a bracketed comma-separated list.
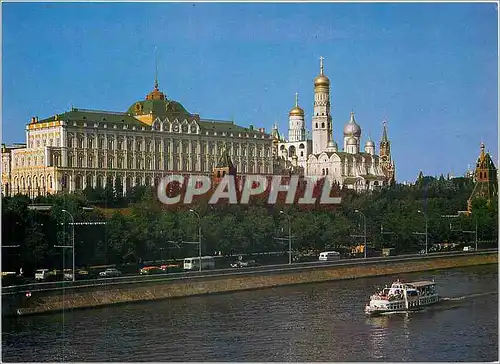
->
[2, 249, 497, 317]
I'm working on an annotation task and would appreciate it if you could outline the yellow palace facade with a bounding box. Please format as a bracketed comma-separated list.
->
[1, 82, 274, 197]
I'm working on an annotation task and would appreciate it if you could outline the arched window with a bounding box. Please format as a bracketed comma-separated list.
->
[115, 176, 123, 197]
[86, 175, 93, 188]
[96, 175, 104, 188]
[75, 175, 83, 190]
[61, 175, 68, 189]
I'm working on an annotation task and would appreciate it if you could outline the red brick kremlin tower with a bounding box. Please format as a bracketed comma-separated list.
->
[467, 142, 498, 212]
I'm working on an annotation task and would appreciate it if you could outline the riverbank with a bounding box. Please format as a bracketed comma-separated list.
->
[5, 251, 497, 317]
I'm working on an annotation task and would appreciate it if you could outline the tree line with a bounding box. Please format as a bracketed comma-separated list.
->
[1, 174, 497, 275]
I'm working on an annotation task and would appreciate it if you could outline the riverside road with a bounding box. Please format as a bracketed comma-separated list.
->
[2, 249, 497, 296]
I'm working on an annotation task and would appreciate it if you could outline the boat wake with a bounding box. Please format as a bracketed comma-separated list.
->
[440, 291, 497, 302]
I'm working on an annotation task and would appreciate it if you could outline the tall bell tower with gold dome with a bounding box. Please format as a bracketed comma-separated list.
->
[312, 57, 333, 154]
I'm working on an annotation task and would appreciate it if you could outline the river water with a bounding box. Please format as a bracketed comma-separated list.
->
[2, 264, 498, 362]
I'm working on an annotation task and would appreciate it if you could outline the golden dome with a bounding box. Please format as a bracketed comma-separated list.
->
[314, 56, 330, 87]
[289, 106, 304, 117]
[314, 75, 330, 87]
[289, 92, 304, 117]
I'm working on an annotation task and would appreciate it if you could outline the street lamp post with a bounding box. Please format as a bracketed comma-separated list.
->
[189, 209, 202, 272]
[417, 210, 428, 254]
[355, 210, 367, 259]
[61, 209, 75, 282]
[280, 210, 292, 265]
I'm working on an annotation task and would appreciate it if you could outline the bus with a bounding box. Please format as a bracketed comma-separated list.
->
[183, 256, 216, 271]
[318, 251, 341, 261]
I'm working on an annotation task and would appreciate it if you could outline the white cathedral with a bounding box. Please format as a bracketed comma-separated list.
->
[272, 57, 395, 191]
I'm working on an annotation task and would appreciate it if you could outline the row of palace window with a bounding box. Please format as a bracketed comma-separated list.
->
[14, 147, 272, 169]
[13, 176, 54, 190]
[31, 138, 61, 148]
[62, 174, 200, 191]
[58, 154, 269, 170]
[59, 154, 269, 173]
[65, 136, 270, 157]
[61, 166, 273, 190]
[8, 161, 273, 193]
[14, 156, 44, 168]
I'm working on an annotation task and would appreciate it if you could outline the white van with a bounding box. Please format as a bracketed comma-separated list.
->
[35, 269, 50, 281]
[318, 251, 341, 261]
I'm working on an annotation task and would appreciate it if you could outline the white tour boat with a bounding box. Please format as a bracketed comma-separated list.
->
[364, 279, 439, 316]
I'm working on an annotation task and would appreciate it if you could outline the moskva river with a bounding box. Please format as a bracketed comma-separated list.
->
[2, 264, 498, 362]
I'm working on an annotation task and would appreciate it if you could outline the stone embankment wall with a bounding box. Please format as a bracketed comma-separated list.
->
[6, 253, 498, 317]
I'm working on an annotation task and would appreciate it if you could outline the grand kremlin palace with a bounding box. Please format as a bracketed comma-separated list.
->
[1, 80, 274, 197]
[1, 58, 395, 197]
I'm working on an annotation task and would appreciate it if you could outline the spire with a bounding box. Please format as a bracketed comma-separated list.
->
[145, 46, 166, 101]
[479, 141, 486, 162]
[295, 92, 299, 107]
[349, 111, 355, 123]
[319, 56, 324, 75]
[382, 120, 389, 142]
[154, 46, 159, 90]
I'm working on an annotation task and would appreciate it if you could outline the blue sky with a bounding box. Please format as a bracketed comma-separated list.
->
[2, 2, 498, 182]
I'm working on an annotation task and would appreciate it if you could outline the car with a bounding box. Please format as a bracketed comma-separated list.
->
[160, 263, 180, 270]
[463, 246, 475, 252]
[99, 268, 122, 278]
[139, 266, 163, 275]
[76, 269, 90, 279]
[62, 269, 74, 281]
[230, 260, 259, 268]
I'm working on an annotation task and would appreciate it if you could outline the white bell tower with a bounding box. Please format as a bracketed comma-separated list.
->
[312, 57, 333, 154]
